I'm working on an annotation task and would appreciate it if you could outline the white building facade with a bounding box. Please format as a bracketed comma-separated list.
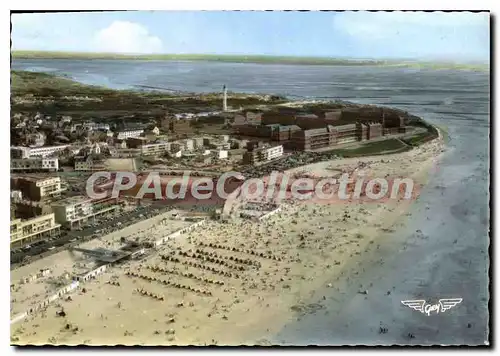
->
[214, 150, 228, 160]
[11, 158, 59, 172]
[141, 142, 169, 156]
[11, 145, 69, 158]
[265, 145, 284, 160]
[116, 130, 144, 140]
[51, 197, 94, 224]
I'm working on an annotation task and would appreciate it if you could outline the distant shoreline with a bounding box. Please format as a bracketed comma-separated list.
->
[11, 51, 489, 71]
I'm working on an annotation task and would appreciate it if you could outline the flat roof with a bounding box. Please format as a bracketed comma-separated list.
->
[118, 128, 144, 132]
[279, 125, 301, 131]
[16, 175, 60, 183]
[11, 145, 67, 150]
[332, 123, 357, 131]
[51, 195, 92, 207]
[303, 127, 329, 137]
[73, 247, 131, 264]
[29, 145, 69, 150]
[11, 157, 59, 161]
[295, 114, 319, 119]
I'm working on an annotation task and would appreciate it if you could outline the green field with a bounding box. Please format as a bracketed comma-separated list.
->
[11, 70, 119, 97]
[325, 139, 411, 158]
[11, 51, 489, 71]
[401, 131, 439, 146]
[11, 51, 386, 65]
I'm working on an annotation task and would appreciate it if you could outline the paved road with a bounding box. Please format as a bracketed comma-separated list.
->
[10, 205, 172, 269]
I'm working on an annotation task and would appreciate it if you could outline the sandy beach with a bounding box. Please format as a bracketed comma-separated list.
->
[10, 135, 445, 346]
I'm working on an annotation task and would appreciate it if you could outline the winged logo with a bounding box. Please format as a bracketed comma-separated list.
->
[439, 298, 463, 312]
[401, 299, 426, 313]
[401, 298, 462, 316]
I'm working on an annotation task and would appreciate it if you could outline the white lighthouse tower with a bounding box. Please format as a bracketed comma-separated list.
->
[222, 85, 228, 112]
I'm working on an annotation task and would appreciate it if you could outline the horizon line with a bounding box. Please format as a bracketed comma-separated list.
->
[11, 50, 490, 65]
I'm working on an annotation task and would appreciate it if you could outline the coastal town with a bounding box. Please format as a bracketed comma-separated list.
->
[8, 7, 492, 347]
[10, 74, 443, 345]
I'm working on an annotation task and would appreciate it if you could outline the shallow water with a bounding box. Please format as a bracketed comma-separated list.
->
[12, 59, 490, 345]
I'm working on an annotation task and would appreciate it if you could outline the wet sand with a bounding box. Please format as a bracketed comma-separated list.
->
[11, 136, 445, 346]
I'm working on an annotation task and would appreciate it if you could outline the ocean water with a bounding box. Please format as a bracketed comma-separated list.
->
[12, 59, 490, 345]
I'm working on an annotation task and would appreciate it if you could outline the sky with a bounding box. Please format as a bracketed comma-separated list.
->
[11, 11, 490, 62]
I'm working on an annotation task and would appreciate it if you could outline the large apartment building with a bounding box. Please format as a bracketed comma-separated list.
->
[382, 111, 407, 128]
[366, 122, 383, 140]
[12, 200, 53, 219]
[261, 111, 343, 130]
[11, 158, 59, 172]
[289, 126, 336, 150]
[126, 137, 170, 156]
[116, 129, 144, 140]
[233, 123, 301, 143]
[232, 123, 272, 138]
[12, 176, 63, 202]
[356, 122, 368, 141]
[11, 145, 69, 159]
[141, 142, 170, 156]
[74, 156, 106, 171]
[266, 145, 284, 160]
[333, 124, 358, 145]
[261, 112, 296, 126]
[289, 123, 360, 150]
[10, 213, 61, 249]
[294, 114, 323, 130]
[51, 196, 119, 229]
[269, 124, 302, 142]
[243, 145, 284, 165]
